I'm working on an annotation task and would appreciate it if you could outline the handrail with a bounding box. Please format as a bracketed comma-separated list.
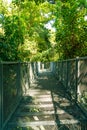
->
[57, 56, 87, 62]
[0, 61, 30, 64]
[54, 56, 87, 114]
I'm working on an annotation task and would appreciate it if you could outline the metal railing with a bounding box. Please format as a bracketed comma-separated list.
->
[0, 59, 87, 129]
[53, 57, 87, 111]
[0, 62, 38, 130]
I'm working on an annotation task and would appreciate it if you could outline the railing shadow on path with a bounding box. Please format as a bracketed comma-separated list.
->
[31, 72, 87, 130]
[1, 59, 87, 130]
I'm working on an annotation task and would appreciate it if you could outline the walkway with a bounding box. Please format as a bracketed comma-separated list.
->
[7, 74, 87, 130]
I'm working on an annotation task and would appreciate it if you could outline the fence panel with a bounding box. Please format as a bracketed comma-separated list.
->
[0, 62, 25, 129]
[62, 61, 67, 89]
[53, 62, 58, 78]
[77, 58, 87, 111]
[54, 60, 77, 101]
[54, 57, 87, 112]
[67, 60, 77, 101]
[0, 62, 39, 129]
[3, 63, 22, 125]
[58, 62, 62, 81]
[20, 63, 30, 94]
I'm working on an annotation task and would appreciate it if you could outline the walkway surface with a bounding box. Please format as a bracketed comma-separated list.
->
[7, 74, 87, 130]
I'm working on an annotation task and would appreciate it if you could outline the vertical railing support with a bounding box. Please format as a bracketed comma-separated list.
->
[66, 61, 68, 89]
[61, 62, 62, 81]
[17, 62, 22, 98]
[0, 63, 3, 130]
[75, 57, 79, 102]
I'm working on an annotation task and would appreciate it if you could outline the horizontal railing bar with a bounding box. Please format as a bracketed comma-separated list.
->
[76, 56, 87, 60]
[0, 56, 87, 64]
[57, 56, 87, 63]
[0, 62, 30, 64]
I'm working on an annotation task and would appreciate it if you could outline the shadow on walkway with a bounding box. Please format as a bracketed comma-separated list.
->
[7, 73, 87, 130]
[30, 73, 87, 129]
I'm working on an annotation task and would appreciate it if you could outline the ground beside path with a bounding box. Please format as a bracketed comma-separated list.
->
[7, 75, 87, 130]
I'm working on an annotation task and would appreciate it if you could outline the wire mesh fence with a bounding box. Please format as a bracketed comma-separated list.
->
[53, 57, 87, 130]
[3, 63, 21, 122]
[0, 62, 38, 130]
[54, 57, 87, 105]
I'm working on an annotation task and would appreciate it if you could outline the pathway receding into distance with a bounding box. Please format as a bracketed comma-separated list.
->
[7, 74, 87, 130]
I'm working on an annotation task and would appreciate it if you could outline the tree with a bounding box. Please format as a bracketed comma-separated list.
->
[0, 0, 55, 61]
[55, 0, 87, 59]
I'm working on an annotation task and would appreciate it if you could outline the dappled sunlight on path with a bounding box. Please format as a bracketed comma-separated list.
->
[7, 74, 87, 130]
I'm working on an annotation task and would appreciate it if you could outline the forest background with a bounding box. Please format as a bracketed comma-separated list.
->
[0, 0, 87, 62]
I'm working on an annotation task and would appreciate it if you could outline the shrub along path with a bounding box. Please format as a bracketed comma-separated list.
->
[7, 74, 87, 130]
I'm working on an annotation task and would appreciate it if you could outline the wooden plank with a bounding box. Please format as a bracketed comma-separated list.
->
[21, 98, 53, 104]
[16, 109, 67, 116]
[34, 98, 52, 102]
[8, 119, 80, 128]
[26, 95, 52, 98]
[59, 119, 80, 124]
[20, 104, 54, 108]
[26, 90, 51, 95]
[16, 111, 55, 116]
[8, 121, 56, 127]
[21, 98, 52, 104]
[26, 89, 51, 93]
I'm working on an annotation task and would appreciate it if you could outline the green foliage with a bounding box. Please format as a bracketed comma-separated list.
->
[0, 0, 56, 61]
[55, 0, 87, 59]
[1, 0, 87, 61]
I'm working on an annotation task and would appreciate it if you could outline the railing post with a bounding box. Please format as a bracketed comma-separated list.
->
[0, 63, 3, 130]
[56, 62, 58, 79]
[17, 62, 22, 98]
[75, 57, 79, 102]
[66, 61, 68, 91]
